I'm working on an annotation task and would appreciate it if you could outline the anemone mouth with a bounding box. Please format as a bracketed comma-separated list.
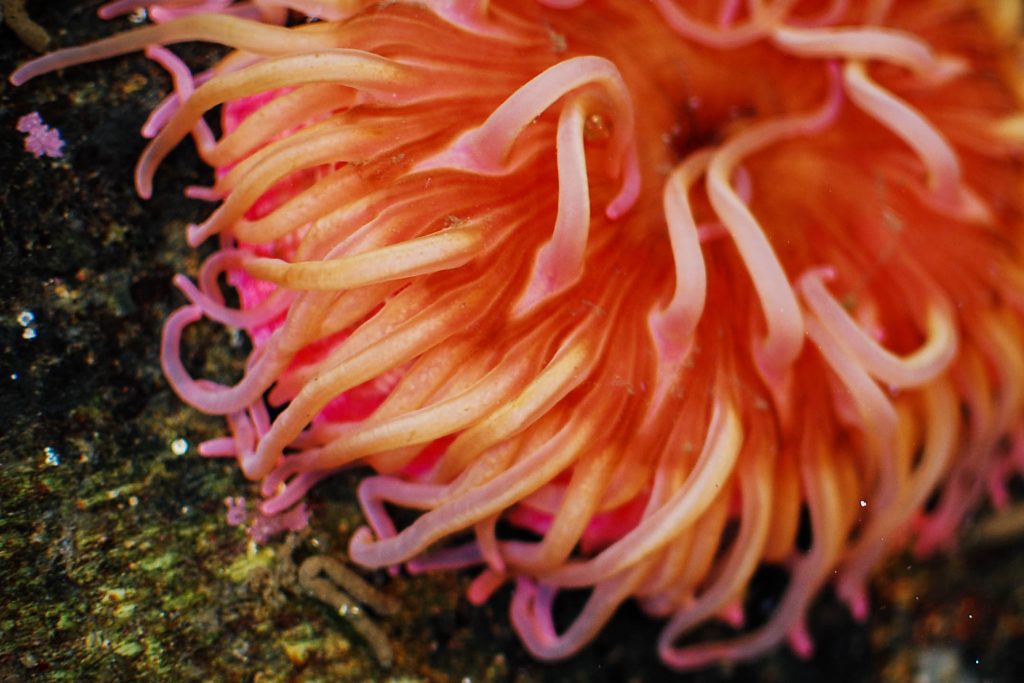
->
[12, 0, 1024, 671]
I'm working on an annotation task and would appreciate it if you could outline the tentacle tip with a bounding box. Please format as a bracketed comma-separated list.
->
[719, 602, 745, 629]
[173, 278, 214, 315]
[256, 498, 280, 517]
[10, 69, 31, 87]
[184, 185, 221, 202]
[605, 148, 641, 219]
[467, 569, 506, 605]
[135, 177, 154, 201]
[349, 526, 376, 552]
[240, 455, 270, 482]
[788, 622, 815, 660]
[816, 265, 838, 281]
[754, 345, 796, 394]
[197, 438, 235, 459]
[604, 203, 627, 221]
[839, 582, 871, 622]
[466, 589, 490, 606]
[96, 3, 123, 20]
[605, 177, 639, 219]
[932, 55, 969, 84]
[512, 273, 561, 318]
[649, 310, 697, 365]
[797, 265, 836, 289]
[185, 223, 206, 247]
[954, 187, 994, 224]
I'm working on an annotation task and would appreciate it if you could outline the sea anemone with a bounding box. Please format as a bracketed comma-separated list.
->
[12, 0, 1024, 670]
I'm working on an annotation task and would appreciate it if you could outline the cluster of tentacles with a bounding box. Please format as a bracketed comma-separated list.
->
[13, 0, 1024, 670]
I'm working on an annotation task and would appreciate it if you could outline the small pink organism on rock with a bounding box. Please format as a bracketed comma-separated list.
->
[223, 495, 249, 527]
[223, 494, 310, 544]
[16, 111, 64, 159]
